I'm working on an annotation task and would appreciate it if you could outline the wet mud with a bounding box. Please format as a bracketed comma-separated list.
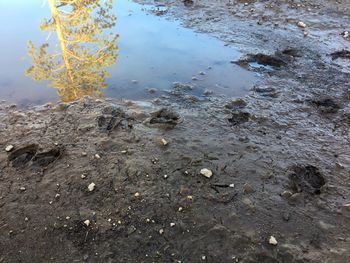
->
[1, 0, 350, 262]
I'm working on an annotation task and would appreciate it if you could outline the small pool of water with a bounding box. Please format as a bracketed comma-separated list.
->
[0, 0, 257, 106]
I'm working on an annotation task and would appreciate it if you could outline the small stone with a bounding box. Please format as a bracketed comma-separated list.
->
[5, 145, 14, 152]
[163, 174, 168, 179]
[199, 71, 206, 75]
[19, 187, 26, 191]
[178, 207, 183, 212]
[201, 256, 206, 260]
[303, 31, 308, 37]
[341, 203, 350, 217]
[159, 228, 164, 235]
[66, 216, 70, 220]
[297, 21, 306, 28]
[55, 193, 60, 198]
[81, 152, 87, 156]
[94, 154, 101, 159]
[134, 192, 140, 197]
[242, 197, 255, 209]
[280, 191, 293, 199]
[243, 183, 255, 194]
[269, 236, 278, 245]
[229, 184, 235, 188]
[161, 138, 168, 146]
[192, 76, 198, 81]
[200, 168, 213, 178]
[81, 174, 86, 179]
[88, 183, 96, 192]
[121, 150, 127, 154]
[24, 217, 28, 221]
[170, 222, 176, 227]
[83, 220, 90, 226]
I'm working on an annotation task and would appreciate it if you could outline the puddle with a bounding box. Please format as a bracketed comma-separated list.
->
[0, 0, 257, 106]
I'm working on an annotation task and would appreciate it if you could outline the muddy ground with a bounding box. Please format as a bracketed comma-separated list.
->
[1, 0, 350, 262]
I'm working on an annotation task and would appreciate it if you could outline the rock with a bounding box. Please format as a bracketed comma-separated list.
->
[281, 190, 293, 199]
[88, 183, 96, 192]
[269, 236, 278, 245]
[83, 220, 90, 226]
[200, 168, 213, 178]
[341, 31, 349, 38]
[81, 152, 87, 156]
[134, 192, 140, 197]
[341, 203, 350, 217]
[19, 186, 26, 191]
[243, 183, 255, 194]
[94, 154, 101, 159]
[199, 71, 206, 75]
[203, 89, 213, 96]
[170, 222, 176, 227]
[161, 138, 168, 146]
[5, 145, 14, 152]
[229, 184, 235, 188]
[282, 211, 291, 221]
[297, 21, 306, 28]
[159, 229, 164, 235]
[242, 197, 255, 209]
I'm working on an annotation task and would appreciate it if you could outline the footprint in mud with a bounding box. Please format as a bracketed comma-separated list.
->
[8, 144, 38, 167]
[311, 97, 341, 114]
[289, 165, 326, 195]
[148, 108, 181, 128]
[234, 48, 300, 69]
[228, 112, 250, 126]
[330, 49, 350, 60]
[96, 106, 129, 132]
[8, 144, 62, 169]
[31, 148, 62, 168]
[253, 86, 279, 98]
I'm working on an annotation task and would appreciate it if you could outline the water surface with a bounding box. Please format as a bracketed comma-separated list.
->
[0, 0, 256, 105]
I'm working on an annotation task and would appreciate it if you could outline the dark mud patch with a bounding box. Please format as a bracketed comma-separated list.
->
[331, 49, 350, 60]
[310, 97, 341, 114]
[32, 147, 63, 169]
[253, 86, 280, 98]
[8, 144, 38, 167]
[228, 111, 250, 126]
[224, 99, 247, 111]
[289, 165, 326, 195]
[148, 108, 181, 128]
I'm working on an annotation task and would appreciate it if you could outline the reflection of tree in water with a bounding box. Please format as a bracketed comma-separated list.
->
[26, 0, 118, 102]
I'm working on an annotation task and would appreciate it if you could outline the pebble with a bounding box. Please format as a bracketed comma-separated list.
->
[134, 192, 140, 197]
[269, 235, 278, 245]
[163, 174, 168, 179]
[161, 138, 168, 146]
[170, 222, 176, 227]
[159, 229, 164, 235]
[81, 152, 87, 156]
[199, 71, 206, 75]
[81, 174, 86, 179]
[178, 207, 183, 212]
[200, 168, 213, 178]
[229, 184, 235, 188]
[88, 183, 96, 192]
[5, 145, 14, 152]
[84, 220, 90, 226]
[280, 190, 293, 199]
[297, 21, 306, 28]
[243, 183, 255, 194]
[19, 187, 26, 191]
[94, 154, 101, 159]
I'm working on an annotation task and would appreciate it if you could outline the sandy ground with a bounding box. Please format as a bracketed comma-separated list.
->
[1, 0, 350, 262]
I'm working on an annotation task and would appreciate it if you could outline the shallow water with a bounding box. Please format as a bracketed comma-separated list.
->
[0, 0, 256, 106]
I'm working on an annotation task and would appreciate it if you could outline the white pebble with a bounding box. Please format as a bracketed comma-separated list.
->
[83, 220, 90, 226]
[5, 145, 14, 152]
[170, 222, 176, 227]
[269, 236, 278, 245]
[159, 229, 164, 235]
[161, 138, 168, 146]
[94, 154, 101, 159]
[200, 168, 213, 178]
[297, 21, 306, 28]
[229, 183, 235, 188]
[88, 183, 96, 192]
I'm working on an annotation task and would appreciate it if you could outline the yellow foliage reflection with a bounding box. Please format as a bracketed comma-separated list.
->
[26, 0, 118, 102]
